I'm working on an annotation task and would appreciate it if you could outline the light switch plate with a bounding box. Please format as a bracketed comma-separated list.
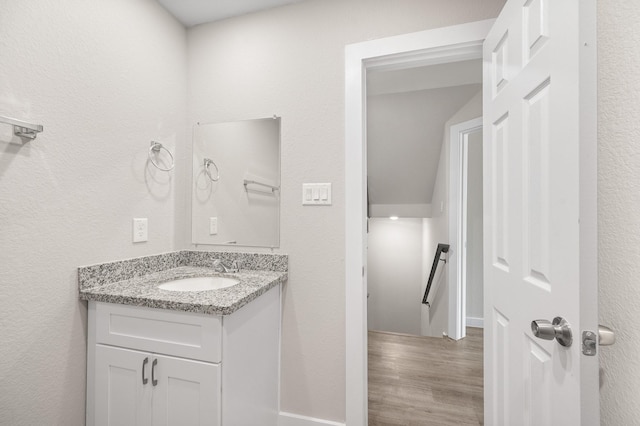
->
[209, 217, 218, 235]
[133, 218, 148, 243]
[303, 183, 332, 205]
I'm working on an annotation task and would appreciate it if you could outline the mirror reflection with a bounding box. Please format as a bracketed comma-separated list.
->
[191, 117, 280, 248]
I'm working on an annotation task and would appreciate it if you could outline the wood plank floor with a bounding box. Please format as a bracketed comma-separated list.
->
[368, 328, 483, 426]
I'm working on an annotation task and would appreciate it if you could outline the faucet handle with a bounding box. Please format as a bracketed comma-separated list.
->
[212, 259, 225, 272]
[211, 258, 240, 273]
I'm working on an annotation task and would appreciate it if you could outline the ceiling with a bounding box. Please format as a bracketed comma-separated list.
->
[367, 59, 482, 216]
[156, 0, 310, 27]
[367, 59, 483, 96]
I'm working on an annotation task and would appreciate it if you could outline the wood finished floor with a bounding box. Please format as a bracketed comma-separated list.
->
[368, 328, 483, 426]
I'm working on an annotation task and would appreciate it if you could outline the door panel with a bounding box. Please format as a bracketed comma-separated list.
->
[492, 309, 510, 425]
[483, 0, 597, 424]
[151, 354, 220, 426]
[524, 336, 552, 426]
[491, 113, 510, 271]
[523, 79, 551, 291]
[94, 345, 151, 426]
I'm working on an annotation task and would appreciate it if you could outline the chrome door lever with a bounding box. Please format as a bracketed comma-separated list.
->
[531, 317, 573, 347]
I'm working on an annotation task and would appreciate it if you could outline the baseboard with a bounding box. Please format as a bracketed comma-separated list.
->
[279, 412, 345, 426]
[466, 316, 484, 328]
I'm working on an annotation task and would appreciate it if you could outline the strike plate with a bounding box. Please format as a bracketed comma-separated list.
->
[582, 330, 597, 356]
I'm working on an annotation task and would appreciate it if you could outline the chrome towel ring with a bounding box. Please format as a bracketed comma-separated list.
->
[204, 158, 220, 181]
[149, 141, 175, 171]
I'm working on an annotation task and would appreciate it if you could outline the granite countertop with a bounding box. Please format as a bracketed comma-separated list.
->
[78, 251, 288, 316]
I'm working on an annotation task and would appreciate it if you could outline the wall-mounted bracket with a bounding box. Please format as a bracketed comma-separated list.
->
[0, 115, 44, 140]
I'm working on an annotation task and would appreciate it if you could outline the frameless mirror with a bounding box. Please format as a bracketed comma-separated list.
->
[191, 117, 280, 248]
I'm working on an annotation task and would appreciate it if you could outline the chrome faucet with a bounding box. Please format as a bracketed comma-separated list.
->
[212, 259, 240, 273]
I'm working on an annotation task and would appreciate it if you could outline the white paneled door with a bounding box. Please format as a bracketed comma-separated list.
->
[483, 0, 598, 425]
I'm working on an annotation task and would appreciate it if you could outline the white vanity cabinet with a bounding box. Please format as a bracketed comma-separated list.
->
[94, 345, 220, 426]
[86, 285, 280, 426]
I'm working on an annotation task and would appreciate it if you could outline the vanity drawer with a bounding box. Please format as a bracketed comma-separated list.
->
[93, 301, 221, 363]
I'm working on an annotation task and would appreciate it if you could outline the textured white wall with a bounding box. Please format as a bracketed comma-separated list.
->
[186, 0, 505, 421]
[598, 1, 640, 425]
[0, 1, 186, 424]
[421, 91, 483, 338]
[367, 218, 423, 335]
[421, 144, 449, 337]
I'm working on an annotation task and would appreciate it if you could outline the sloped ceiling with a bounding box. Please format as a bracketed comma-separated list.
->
[367, 59, 482, 214]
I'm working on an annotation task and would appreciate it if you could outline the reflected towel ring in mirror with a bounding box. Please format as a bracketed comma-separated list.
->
[204, 158, 220, 181]
[149, 141, 175, 171]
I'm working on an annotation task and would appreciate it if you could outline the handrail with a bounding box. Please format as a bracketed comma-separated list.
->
[0, 114, 44, 140]
[421, 243, 450, 306]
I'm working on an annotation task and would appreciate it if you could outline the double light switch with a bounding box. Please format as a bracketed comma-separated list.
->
[302, 183, 332, 205]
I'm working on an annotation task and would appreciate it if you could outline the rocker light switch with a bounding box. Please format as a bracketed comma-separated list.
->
[302, 183, 332, 205]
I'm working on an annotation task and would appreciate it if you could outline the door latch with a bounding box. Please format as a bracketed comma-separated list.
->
[582, 325, 616, 356]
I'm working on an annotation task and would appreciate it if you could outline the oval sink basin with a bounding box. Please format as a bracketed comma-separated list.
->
[158, 276, 239, 292]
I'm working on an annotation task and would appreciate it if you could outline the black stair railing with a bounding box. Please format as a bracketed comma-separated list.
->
[421, 243, 450, 306]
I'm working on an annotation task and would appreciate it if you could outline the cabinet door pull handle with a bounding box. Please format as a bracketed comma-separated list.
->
[151, 358, 158, 386]
[142, 357, 149, 385]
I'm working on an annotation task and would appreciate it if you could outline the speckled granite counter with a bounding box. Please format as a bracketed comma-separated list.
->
[78, 251, 287, 315]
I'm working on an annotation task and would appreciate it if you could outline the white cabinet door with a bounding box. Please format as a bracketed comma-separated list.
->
[94, 344, 152, 426]
[151, 353, 221, 426]
[483, 0, 598, 424]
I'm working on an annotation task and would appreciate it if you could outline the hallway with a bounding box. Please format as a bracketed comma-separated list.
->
[368, 328, 483, 425]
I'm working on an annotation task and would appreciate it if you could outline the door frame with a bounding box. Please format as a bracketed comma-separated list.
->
[448, 117, 483, 340]
[345, 20, 495, 425]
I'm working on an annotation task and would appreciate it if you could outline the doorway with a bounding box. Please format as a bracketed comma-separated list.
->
[460, 123, 484, 328]
[461, 124, 484, 330]
[449, 117, 484, 340]
[345, 20, 494, 425]
[366, 61, 482, 338]
[365, 62, 485, 423]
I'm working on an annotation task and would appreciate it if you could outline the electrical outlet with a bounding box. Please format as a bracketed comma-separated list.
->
[209, 217, 218, 235]
[133, 218, 148, 243]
